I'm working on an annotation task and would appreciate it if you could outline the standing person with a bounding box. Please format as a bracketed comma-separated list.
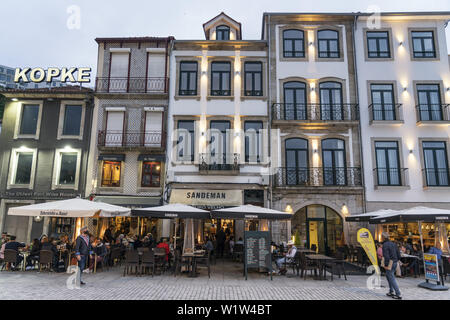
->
[216, 227, 226, 258]
[382, 232, 402, 299]
[75, 226, 93, 285]
[103, 225, 115, 244]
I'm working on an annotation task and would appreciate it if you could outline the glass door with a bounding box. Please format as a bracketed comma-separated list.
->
[320, 82, 343, 120]
[322, 139, 346, 185]
[417, 84, 442, 121]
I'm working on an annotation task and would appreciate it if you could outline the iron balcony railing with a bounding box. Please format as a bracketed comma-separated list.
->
[415, 104, 450, 122]
[272, 103, 359, 121]
[274, 167, 362, 187]
[199, 153, 240, 171]
[373, 168, 409, 187]
[422, 168, 450, 187]
[95, 77, 168, 93]
[98, 130, 163, 148]
[369, 104, 403, 122]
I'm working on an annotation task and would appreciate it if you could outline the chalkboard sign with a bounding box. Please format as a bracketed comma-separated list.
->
[244, 231, 272, 280]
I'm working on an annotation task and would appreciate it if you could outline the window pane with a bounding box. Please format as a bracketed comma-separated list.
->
[59, 153, 77, 185]
[211, 62, 230, 72]
[20, 104, 39, 135]
[245, 62, 262, 72]
[63, 105, 82, 136]
[15, 153, 33, 184]
[284, 30, 303, 39]
[101, 161, 121, 187]
[318, 30, 338, 39]
[180, 62, 197, 71]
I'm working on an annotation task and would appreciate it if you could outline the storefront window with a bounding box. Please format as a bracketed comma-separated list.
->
[101, 161, 121, 187]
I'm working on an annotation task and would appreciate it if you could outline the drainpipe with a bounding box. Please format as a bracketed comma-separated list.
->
[267, 14, 273, 211]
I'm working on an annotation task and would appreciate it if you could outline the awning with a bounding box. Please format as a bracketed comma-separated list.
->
[345, 209, 398, 222]
[211, 204, 292, 220]
[370, 206, 450, 224]
[132, 203, 210, 219]
[93, 196, 162, 208]
[98, 154, 125, 161]
[137, 154, 165, 162]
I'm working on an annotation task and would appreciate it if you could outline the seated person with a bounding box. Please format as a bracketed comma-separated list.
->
[0, 238, 9, 260]
[89, 238, 108, 271]
[5, 236, 27, 269]
[40, 236, 58, 269]
[156, 238, 170, 262]
[275, 240, 297, 275]
[26, 239, 41, 270]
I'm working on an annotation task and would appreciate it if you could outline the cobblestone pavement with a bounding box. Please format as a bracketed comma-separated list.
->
[0, 261, 449, 300]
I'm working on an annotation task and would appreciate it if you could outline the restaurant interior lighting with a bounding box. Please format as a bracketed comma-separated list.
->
[11, 98, 18, 101]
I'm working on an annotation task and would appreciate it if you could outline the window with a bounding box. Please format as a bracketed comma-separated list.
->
[318, 30, 340, 58]
[370, 84, 396, 121]
[179, 62, 198, 96]
[283, 81, 307, 120]
[58, 153, 78, 185]
[375, 141, 401, 186]
[141, 162, 161, 187]
[422, 141, 449, 186]
[62, 105, 83, 136]
[210, 62, 231, 96]
[322, 139, 346, 185]
[244, 121, 263, 163]
[19, 104, 40, 135]
[367, 31, 390, 58]
[285, 138, 309, 185]
[411, 31, 436, 58]
[101, 161, 121, 187]
[177, 120, 195, 161]
[244, 62, 262, 96]
[319, 82, 343, 120]
[283, 29, 305, 58]
[216, 25, 230, 40]
[15, 153, 33, 185]
[417, 84, 442, 121]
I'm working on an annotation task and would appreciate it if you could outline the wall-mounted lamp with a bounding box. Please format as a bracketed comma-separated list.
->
[235, 71, 240, 76]
[11, 98, 18, 102]
[309, 42, 314, 46]
[201, 71, 207, 76]
[34, 216, 42, 223]
[399, 41, 403, 46]
[446, 87, 450, 92]
[403, 87, 408, 92]
[409, 149, 414, 154]
[313, 148, 318, 153]
[201, 131, 205, 136]
[310, 87, 315, 92]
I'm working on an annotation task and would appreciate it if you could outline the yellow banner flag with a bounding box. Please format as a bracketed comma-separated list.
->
[357, 228, 379, 272]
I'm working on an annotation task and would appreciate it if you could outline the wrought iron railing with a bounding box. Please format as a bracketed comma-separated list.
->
[272, 103, 359, 121]
[415, 104, 450, 122]
[369, 103, 403, 122]
[373, 168, 409, 187]
[422, 168, 450, 187]
[210, 89, 231, 96]
[95, 77, 168, 93]
[274, 167, 362, 187]
[199, 153, 240, 171]
[98, 130, 163, 148]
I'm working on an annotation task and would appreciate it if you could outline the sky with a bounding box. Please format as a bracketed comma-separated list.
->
[1, 0, 449, 82]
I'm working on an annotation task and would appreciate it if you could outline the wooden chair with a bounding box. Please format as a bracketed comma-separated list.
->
[140, 250, 155, 277]
[299, 252, 319, 280]
[123, 250, 140, 276]
[39, 250, 53, 273]
[195, 250, 211, 278]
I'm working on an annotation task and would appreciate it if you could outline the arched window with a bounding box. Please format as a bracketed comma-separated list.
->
[321, 138, 346, 186]
[285, 138, 309, 185]
[319, 81, 343, 120]
[283, 29, 305, 58]
[318, 29, 340, 58]
[216, 25, 230, 40]
[283, 81, 307, 120]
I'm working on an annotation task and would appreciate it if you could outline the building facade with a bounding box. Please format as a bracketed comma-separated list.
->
[355, 13, 450, 240]
[0, 87, 94, 242]
[86, 36, 174, 237]
[262, 13, 365, 252]
[165, 13, 271, 242]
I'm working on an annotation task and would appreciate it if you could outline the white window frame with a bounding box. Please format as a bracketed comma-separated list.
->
[52, 148, 82, 190]
[13, 100, 43, 140]
[57, 101, 86, 140]
[7, 147, 38, 189]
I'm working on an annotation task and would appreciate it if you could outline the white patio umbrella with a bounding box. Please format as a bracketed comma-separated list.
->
[211, 204, 292, 220]
[345, 209, 398, 222]
[7, 198, 131, 218]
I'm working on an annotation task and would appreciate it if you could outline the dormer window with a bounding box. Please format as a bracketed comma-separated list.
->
[216, 25, 230, 40]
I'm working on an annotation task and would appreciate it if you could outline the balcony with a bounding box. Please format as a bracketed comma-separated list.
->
[274, 167, 362, 187]
[373, 168, 409, 189]
[199, 153, 240, 173]
[369, 104, 403, 125]
[95, 77, 168, 94]
[415, 104, 450, 125]
[422, 168, 450, 187]
[98, 130, 163, 149]
[272, 103, 359, 123]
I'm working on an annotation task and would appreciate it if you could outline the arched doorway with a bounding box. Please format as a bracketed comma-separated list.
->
[291, 205, 344, 255]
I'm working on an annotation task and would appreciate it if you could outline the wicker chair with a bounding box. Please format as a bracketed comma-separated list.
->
[299, 252, 319, 280]
[39, 250, 54, 272]
[195, 250, 211, 278]
[174, 249, 190, 277]
[140, 250, 155, 277]
[3, 250, 19, 271]
[123, 250, 140, 276]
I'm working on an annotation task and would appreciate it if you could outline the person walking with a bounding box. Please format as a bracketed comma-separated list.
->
[381, 232, 402, 299]
[75, 226, 93, 285]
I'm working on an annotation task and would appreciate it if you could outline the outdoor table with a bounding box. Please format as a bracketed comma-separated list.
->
[305, 254, 336, 280]
[20, 250, 30, 271]
[401, 253, 419, 259]
[182, 252, 205, 278]
[297, 248, 316, 254]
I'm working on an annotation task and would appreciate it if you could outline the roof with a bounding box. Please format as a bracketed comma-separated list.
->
[95, 36, 175, 44]
[203, 12, 242, 40]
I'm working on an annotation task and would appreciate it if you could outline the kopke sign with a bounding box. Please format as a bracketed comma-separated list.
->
[14, 67, 91, 83]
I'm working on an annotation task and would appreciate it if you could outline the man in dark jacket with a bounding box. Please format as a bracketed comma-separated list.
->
[4, 236, 27, 269]
[216, 228, 226, 258]
[75, 226, 93, 285]
[103, 225, 115, 244]
[382, 232, 402, 299]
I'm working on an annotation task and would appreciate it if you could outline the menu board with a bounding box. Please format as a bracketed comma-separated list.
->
[423, 253, 440, 283]
[244, 231, 272, 280]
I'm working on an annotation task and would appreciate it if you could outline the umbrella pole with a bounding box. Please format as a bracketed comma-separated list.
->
[418, 221, 425, 254]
